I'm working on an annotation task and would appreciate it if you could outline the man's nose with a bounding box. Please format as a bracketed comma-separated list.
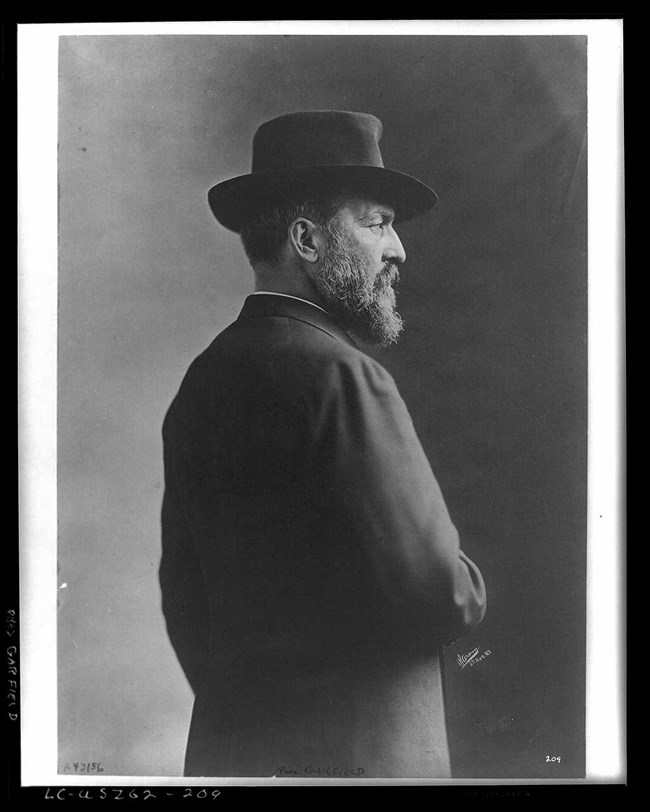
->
[385, 226, 406, 265]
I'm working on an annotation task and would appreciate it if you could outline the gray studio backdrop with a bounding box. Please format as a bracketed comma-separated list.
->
[58, 35, 587, 778]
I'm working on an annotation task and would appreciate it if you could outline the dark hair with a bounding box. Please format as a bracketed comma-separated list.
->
[239, 194, 345, 267]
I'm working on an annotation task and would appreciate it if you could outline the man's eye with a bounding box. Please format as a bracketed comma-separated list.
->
[370, 222, 385, 230]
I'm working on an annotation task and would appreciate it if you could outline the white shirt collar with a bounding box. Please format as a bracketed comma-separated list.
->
[251, 291, 328, 315]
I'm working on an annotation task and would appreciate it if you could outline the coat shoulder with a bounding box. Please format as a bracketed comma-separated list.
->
[175, 314, 395, 408]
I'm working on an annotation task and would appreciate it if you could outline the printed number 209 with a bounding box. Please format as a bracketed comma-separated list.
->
[545, 755, 562, 763]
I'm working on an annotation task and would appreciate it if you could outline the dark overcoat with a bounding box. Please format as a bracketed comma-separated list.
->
[160, 293, 486, 778]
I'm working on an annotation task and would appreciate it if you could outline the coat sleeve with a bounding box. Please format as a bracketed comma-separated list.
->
[159, 411, 210, 694]
[308, 354, 486, 648]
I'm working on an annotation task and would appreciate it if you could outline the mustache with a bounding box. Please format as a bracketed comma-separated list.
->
[377, 262, 401, 289]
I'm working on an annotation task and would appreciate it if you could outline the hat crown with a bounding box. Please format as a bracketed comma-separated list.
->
[251, 111, 385, 174]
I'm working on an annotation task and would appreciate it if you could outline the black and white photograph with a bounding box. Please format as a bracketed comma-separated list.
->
[16, 20, 624, 790]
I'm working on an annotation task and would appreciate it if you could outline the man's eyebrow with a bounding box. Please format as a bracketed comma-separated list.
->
[360, 208, 395, 222]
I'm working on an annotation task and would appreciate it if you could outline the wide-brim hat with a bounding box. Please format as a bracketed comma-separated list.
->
[208, 111, 439, 233]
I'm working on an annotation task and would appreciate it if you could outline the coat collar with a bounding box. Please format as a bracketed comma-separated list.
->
[237, 293, 358, 349]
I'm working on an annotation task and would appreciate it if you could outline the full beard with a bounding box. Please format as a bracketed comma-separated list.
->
[313, 226, 404, 348]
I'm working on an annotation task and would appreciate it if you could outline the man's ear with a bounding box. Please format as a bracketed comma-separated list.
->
[288, 218, 324, 264]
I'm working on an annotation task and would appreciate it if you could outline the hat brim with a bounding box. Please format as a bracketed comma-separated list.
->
[207, 165, 438, 233]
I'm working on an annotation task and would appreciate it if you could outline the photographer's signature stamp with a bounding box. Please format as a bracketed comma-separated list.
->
[457, 646, 492, 669]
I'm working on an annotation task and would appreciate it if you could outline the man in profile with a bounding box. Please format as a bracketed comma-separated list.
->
[160, 111, 486, 778]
